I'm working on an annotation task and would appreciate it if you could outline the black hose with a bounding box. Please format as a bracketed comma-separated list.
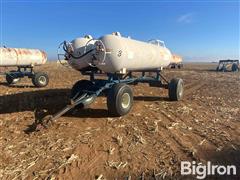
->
[68, 49, 95, 59]
[63, 41, 68, 52]
[62, 41, 95, 59]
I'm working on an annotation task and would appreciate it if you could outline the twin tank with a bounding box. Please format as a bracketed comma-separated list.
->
[65, 33, 173, 73]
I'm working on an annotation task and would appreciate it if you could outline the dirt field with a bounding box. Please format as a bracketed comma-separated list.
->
[0, 62, 239, 179]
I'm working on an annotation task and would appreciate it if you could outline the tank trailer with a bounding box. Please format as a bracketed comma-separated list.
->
[35, 32, 184, 129]
[170, 54, 183, 69]
[0, 47, 49, 87]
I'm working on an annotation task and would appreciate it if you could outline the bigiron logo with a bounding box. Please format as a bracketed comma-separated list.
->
[181, 161, 237, 179]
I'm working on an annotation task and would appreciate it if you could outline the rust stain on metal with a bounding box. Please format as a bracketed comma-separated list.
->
[172, 54, 182, 63]
[41, 50, 47, 64]
[0, 47, 47, 66]
[12, 48, 20, 65]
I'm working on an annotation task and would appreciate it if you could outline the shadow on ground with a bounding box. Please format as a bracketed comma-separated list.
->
[0, 82, 36, 88]
[0, 89, 70, 115]
[0, 88, 170, 117]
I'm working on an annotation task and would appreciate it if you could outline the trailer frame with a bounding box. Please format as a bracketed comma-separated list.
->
[35, 68, 183, 130]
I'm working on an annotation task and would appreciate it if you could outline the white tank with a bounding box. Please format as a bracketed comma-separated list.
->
[171, 54, 183, 64]
[94, 34, 172, 73]
[66, 35, 96, 70]
[0, 47, 47, 66]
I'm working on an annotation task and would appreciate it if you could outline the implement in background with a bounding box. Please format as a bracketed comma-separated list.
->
[0, 47, 49, 87]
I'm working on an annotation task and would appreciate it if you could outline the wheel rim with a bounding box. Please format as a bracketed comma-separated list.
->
[39, 76, 47, 85]
[121, 93, 130, 109]
[12, 78, 20, 83]
[178, 83, 183, 98]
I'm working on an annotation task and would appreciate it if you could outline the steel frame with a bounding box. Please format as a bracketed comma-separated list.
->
[5, 66, 35, 79]
[75, 69, 169, 99]
[36, 69, 171, 126]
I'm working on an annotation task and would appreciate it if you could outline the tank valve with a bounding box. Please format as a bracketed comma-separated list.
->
[95, 41, 105, 52]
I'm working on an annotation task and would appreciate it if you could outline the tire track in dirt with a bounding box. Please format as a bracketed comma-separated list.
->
[157, 109, 217, 161]
[183, 99, 240, 137]
[155, 111, 198, 161]
[130, 81, 210, 162]
[159, 98, 240, 162]
[184, 81, 205, 97]
[179, 81, 225, 145]
[156, 121, 195, 161]
[181, 79, 240, 139]
[161, 109, 218, 147]
[55, 147, 106, 179]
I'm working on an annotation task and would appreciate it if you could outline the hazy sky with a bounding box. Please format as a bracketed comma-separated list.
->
[1, 0, 239, 61]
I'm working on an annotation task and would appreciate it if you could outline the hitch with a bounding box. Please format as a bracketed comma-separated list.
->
[34, 93, 96, 131]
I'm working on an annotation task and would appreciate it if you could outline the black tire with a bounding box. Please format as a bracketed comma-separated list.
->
[168, 78, 184, 101]
[171, 64, 176, 69]
[32, 72, 49, 87]
[232, 63, 239, 72]
[70, 80, 96, 108]
[107, 83, 133, 116]
[6, 71, 20, 85]
[71, 80, 94, 98]
[222, 66, 227, 72]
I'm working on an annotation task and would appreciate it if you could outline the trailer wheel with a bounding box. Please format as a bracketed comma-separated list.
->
[70, 80, 96, 108]
[168, 78, 183, 101]
[71, 80, 94, 98]
[232, 63, 239, 72]
[6, 71, 20, 85]
[107, 83, 133, 116]
[32, 72, 49, 87]
[222, 66, 227, 72]
[171, 64, 176, 69]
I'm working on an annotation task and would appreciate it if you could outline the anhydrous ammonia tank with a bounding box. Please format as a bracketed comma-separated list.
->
[171, 54, 182, 64]
[0, 48, 47, 66]
[93, 33, 172, 73]
[66, 35, 96, 71]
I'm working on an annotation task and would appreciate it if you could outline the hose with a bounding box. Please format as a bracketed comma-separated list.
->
[68, 49, 95, 59]
[62, 41, 95, 59]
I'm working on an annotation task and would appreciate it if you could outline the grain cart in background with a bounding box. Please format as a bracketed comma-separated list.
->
[216, 59, 239, 72]
[35, 32, 184, 129]
[170, 54, 183, 69]
[0, 47, 49, 87]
